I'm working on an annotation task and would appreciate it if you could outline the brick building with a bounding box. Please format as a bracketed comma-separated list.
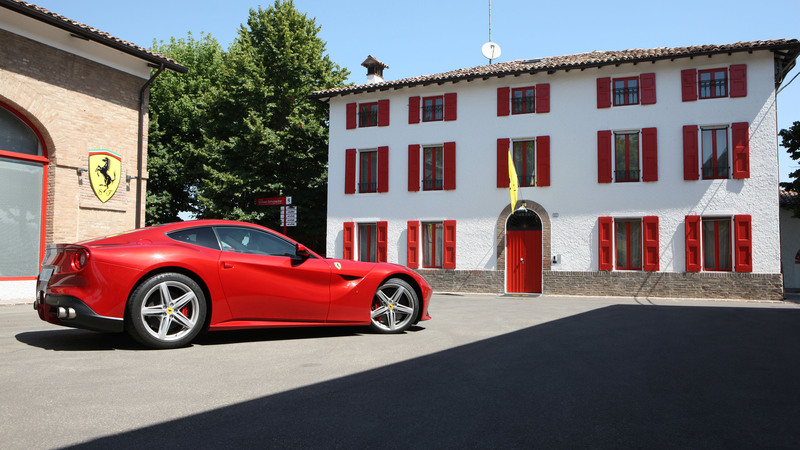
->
[0, 0, 186, 302]
[312, 40, 800, 300]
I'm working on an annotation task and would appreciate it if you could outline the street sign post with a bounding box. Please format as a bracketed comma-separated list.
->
[256, 196, 295, 234]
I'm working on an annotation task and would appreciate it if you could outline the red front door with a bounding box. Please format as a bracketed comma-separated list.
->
[506, 229, 542, 293]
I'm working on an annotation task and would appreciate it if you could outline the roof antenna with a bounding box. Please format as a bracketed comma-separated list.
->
[481, 0, 501, 64]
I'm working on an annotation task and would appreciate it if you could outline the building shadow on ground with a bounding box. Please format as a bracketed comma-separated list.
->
[62, 304, 800, 448]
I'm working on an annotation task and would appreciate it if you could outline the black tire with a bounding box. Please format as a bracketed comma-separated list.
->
[126, 272, 206, 349]
[369, 278, 419, 334]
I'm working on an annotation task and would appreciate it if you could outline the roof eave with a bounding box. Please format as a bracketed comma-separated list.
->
[0, 0, 188, 73]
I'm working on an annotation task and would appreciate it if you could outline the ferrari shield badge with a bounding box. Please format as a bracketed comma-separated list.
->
[88, 149, 121, 203]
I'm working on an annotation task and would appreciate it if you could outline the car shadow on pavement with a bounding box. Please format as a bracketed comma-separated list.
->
[67, 304, 800, 449]
[16, 324, 427, 351]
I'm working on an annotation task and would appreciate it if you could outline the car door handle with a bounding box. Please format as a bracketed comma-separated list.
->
[222, 262, 234, 269]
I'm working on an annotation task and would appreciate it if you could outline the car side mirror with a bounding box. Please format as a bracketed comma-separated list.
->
[295, 243, 310, 259]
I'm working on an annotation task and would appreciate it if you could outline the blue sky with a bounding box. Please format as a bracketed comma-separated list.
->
[33, 0, 800, 182]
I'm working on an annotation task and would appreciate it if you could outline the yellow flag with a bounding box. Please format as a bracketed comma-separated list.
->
[508, 149, 518, 210]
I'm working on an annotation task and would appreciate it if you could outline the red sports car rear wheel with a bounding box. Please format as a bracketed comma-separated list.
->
[126, 273, 207, 349]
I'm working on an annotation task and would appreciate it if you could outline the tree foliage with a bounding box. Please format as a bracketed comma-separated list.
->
[780, 120, 800, 217]
[147, 0, 348, 251]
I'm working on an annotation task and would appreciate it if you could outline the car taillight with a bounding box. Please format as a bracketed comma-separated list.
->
[70, 248, 90, 271]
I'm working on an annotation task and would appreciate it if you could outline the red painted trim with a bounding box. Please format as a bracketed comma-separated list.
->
[685, 215, 701, 272]
[443, 142, 456, 190]
[731, 122, 750, 179]
[444, 93, 457, 121]
[408, 144, 420, 191]
[641, 127, 658, 182]
[734, 215, 752, 272]
[344, 149, 356, 194]
[0, 149, 49, 164]
[497, 138, 509, 188]
[343, 222, 355, 260]
[377, 146, 389, 193]
[598, 216, 613, 271]
[377, 99, 390, 126]
[681, 69, 697, 102]
[407, 221, 419, 268]
[597, 130, 612, 183]
[443, 220, 456, 269]
[536, 135, 550, 186]
[597, 77, 611, 108]
[642, 216, 659, 272]
[0, 276, 37, 281]
[497, 87, 510, 116]
[535, 83, 550, 113]
[376, 221, 388, 263]
[729, 64, 747, 98]
[346, 103, 357, 129]
[408, 96, 420, 124]
[640, 73, 657, 105]
[683, 125, 699, 180]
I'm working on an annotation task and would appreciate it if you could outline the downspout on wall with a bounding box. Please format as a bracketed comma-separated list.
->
[135, 63, 164, 228]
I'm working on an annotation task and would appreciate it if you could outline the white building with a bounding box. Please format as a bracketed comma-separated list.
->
[311, 41, 800, 300]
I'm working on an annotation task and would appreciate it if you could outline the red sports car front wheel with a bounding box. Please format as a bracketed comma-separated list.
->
[126, 273, 207, 349]
[370, 278, 419, 334]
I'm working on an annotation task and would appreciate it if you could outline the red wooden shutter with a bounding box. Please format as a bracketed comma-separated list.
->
[536, 135, 550, 186]
[408, 96, 420, 124]
[377, 99, 390, 126]
[640, 73, 656, 105]
[345, 148, 356, 194]
[598, 216, 613, 271]
[685, 215, 701, 272]
[497, 87, 510, 116]
[535, 83, 550, 113]
[681, 69, 697, 102]
[641, 127, 658, 182]
[597, 130, 612, 183]
[377, 146, 389, 193]
[729, 64, 747, 98]
[346, 103, 357, 129]
[443, 220, 456, 269]
[408, 144, 420, 191]
[444, 93, 457, 121]
[597, 77, 611, 108]
[497, 138, 510, 188]
[642, 216, 659, 272]
[683, 125, 699, 180]
[376, 221, 388, 263]
[733, 215, 752, 272]
[731, 122, 750, 179]
[407, 221, 419, 268]
[443, 141, 456, 190]
[343, 222, 355, 260]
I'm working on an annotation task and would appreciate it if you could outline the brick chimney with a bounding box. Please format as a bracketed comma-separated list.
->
[362, 55, 388, 84]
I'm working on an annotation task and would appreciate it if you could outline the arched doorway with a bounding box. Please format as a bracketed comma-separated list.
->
[0, 101, 48, 279]
[506, 207, 542, 293]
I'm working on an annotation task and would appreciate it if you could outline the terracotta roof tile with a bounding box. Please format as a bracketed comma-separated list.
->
[781, 190, 800, 207]
[0, 0, 187, 73]
[311, 39, 800, 99]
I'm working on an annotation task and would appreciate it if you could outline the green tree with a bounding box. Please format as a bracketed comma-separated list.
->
[146, 1, 348, 251]
[780, 120, 800, 217]
[147, 33, 225, 224]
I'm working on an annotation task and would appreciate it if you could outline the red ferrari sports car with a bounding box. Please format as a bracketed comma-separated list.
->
[35, 220, 432, 348]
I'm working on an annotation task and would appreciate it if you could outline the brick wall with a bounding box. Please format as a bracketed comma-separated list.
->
[417, 269, 784, 301]
[0, 28, 147, 244]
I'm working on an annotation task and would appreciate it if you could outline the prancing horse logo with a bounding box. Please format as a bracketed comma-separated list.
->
[88, 149, 122, 203]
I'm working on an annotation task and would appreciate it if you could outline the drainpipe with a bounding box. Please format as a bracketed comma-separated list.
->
[135, 64, 164, 228]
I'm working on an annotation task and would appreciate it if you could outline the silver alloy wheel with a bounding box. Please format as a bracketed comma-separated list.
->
[139, 280, 201, 342]
[370, 279, 418, 333]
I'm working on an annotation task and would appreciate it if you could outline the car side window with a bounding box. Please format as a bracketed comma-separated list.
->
[214, 226, 296, 257]
[166, 227, 221, 250]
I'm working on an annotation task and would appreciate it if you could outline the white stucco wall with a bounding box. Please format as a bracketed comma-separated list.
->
[780, 208, 800, 289]
[326, 50, 781, 275]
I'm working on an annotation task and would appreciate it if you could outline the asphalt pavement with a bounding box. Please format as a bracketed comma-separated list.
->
[2, 294, 799, 449]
